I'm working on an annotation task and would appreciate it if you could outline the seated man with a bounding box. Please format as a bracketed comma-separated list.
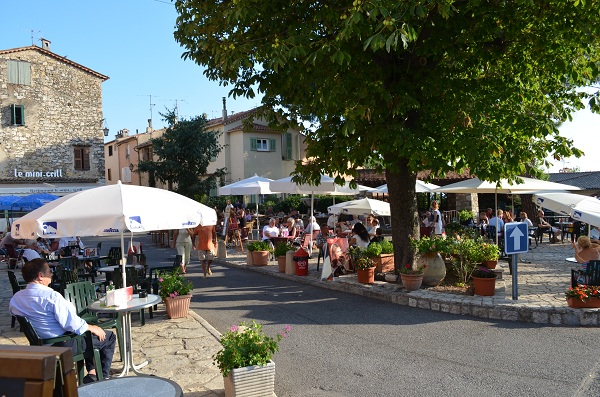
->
[488, 209, 505, 237]
[262, 218, 280, 241]
[22, 239, 42, 262]
[9, 258, 115, 382]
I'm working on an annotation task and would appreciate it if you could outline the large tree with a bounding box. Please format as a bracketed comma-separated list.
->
[138, 111, 225, 199]
[173, 0, 598, 266]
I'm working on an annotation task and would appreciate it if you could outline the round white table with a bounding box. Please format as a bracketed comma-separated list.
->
[87, 294, 161, 377]
[78, 376, 183, 397]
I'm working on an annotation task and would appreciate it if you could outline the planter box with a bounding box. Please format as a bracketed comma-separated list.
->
[372, 254, 394, 273]
[251, 251, 269, 266]
[224, 360, 275, 397]
[566, 297, 600, 309]
[165, 294, 192, 319]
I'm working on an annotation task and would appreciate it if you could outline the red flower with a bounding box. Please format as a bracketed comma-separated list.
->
[405, 264, 411, 269]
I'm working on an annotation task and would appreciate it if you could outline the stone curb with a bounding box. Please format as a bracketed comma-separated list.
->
[213, 256, 599, 327]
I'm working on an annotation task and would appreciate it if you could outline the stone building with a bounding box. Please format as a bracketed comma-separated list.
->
[0, 39, 108, 195]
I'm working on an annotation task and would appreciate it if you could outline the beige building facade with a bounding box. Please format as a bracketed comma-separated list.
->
[0, 40, 107, 195]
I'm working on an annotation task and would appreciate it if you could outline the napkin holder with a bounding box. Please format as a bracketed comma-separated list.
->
[106, 286, 133, 307]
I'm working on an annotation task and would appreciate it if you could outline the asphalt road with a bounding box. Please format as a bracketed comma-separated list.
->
[189, 263, 600, 397]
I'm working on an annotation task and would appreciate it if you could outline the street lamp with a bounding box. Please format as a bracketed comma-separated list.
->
[102, 118, 109, 137]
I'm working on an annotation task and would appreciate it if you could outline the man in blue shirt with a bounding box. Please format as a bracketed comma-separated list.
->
[488, 209, 505, 236]
[10, 258, 115, 382]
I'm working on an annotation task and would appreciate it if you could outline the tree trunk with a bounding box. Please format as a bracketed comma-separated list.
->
[521, 194, 536, 222]
[385, 159, 419, 270]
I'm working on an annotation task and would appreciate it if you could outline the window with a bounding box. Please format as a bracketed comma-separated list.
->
[73, 146, 90, 171]
[7, 60, 31, 85]
[107, 168, 112, 181]
[108, 146, 113, 156]
[250, 138, 276, 152]
[10, 105, 25, 126]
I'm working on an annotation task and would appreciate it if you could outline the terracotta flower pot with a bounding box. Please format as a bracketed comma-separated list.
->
[482, 260, 498, 269]
[251, 251, 269, 266]
[356, 267, 375, 284]
[566, 297, 600, 308]
[164, 294, 192, 319]
[277, 256, 286, 273]
[472, 276, 496, 296]
[400, 273, 423, 292]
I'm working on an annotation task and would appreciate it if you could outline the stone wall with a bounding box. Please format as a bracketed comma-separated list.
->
[0, 47, 105, 182]
[447, 193, 479, 218]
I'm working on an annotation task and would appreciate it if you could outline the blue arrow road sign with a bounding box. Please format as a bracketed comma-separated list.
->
[504, 222, 529, 255]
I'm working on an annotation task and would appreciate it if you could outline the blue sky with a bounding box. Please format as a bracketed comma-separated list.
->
[1, 0, 598, 173]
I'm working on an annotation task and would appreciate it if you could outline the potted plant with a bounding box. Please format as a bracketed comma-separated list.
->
[565, 285, 600, 308]
[355, 257, 376, 284]
[451, 237, 480, 287]
[411, 235, 448, 287]
[458, 209, 474, 225]
[364, 240, 394, 273]
[399, 262, 426, 291]
[247, 241, 273, 266]
[274, 242, 295, 273]
[158, 269, 194, 319]
[471, 266, 497, 296]
[214, 320, 291, 397]
[480, 242, 501, 269]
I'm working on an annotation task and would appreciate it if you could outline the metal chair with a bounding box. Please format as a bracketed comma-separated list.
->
[107, 247, 122, 266]
[111, 267, 153, 325]
[571, 260, 600, 288]
[52, 265, 79, 295]
[15, 315, 104, 385]
[8, 271, 26, 328]
[64, 281, 123, 362]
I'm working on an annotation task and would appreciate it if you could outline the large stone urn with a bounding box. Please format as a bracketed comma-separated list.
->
[418, 252, 446, 286]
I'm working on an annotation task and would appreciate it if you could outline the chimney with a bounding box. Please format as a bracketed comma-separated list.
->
[222, 97, 227, 122]
[40, 38, 51, 51]
[146, 118, 153, 134]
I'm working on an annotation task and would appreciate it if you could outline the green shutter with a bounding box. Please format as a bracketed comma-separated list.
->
[269, 138, 276, 152]
[285, 133, 292, 160]
[250, 138, 257, 151]
[18, 61, 31, 85]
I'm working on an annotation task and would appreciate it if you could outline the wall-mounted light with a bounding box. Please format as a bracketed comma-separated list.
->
[129, 163, 134, 171]
[102, 118, 109, 137]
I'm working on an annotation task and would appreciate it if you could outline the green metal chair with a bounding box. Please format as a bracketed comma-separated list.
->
[63, 281, 123, 362]
[111, 267, 153, 325]
[15, 315, 104, 385]
[53, 265, 79, 295]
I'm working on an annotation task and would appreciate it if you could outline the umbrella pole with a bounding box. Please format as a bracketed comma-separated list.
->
[121, 230, 127, 288]
[495, 190, 498, 246]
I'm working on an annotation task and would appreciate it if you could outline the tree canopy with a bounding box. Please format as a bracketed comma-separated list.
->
[173, 0, 600, 265]
[137, 111, 224, 199]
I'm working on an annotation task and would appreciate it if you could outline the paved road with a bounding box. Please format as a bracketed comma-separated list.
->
[193, 263, 600, 397]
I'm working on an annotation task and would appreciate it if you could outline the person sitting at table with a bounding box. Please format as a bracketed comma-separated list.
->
[370, 228, 385, 244]
[571, 236, 600, 264]
[502, 210, 514, 224]
[537, 210, 561, 243]
[349, 223, 370, 248]
[488, 210, 505, 237]
[315, 225, 330, 250]
[327, 213, 337, 229]
[284, 217, 298, 239]
[520, 212, 534, 228]
[368, 218, 380, 238]
[304, 216, 321, 236]
[58, 236, 85, 254]
[22, 239, 42, 262]
[262, 218, 280, 242]
[10, 259, 116, 382]
[478, 212, 489, 225]
[422, 211, 433, 227]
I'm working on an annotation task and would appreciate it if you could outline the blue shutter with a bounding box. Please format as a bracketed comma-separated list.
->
[250, 138, 257, 151]
[269, 138, 276, 152]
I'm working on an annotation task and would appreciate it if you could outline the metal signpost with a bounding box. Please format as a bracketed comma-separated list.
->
[504, 222, 529, 300]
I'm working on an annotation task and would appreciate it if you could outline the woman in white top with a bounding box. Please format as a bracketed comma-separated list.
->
[368, 218, 380, 238]
[349, 223, 370, 248]
[305, 216, 321, 235]
[431, 201, 443, 235]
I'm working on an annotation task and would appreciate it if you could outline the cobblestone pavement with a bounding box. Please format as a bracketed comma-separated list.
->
[0, 235, 590, 395]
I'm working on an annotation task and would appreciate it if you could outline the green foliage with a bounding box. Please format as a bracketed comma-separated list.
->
[459, 210, 473, 222]
[174, 0, 597, 269]
[213, 321, 291, 377]
[346, 246, 364, 262]
[274, 242, 295, 257]
[355, 257, 376, 270]
[480, 242, 501, 262]
[451, 238, 481, 285]
[364, 240, 394, 257]
[247, 241, 273, 252]
[399, 262, 425, 275]
[410, 235, 451, 256]
[137, 111, 225, 199]
[157, 269, 193, 301]
[273, 195, 307, 214]
[443, 222, 464, 239]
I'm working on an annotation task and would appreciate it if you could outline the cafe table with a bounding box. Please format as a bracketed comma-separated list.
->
[78, 375, 183, 397]
[97, 264, 144, 274]
[87, 294, 161, 377]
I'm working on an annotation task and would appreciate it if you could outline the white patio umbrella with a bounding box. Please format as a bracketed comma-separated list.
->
[433, 177, 581, 244]
[11, 181, 217, 286]
[218, 174, 277, 228]
[369, 180, 440, 194]
[328, 198, 391, 216]
[533, 193, 600, 228]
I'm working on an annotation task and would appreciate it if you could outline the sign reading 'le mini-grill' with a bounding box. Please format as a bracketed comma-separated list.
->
[13, 169, 63, 178]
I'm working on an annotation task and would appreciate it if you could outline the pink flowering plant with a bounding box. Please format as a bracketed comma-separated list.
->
[157, 269, 193, 301]
[213, 320, 291, 377]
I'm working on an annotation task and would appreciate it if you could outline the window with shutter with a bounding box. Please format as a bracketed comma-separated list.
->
[10, 105, 25, 126]
[107, 169, 112, 181]
[7, 60, 31, 85]
[285, 133, 292, 160]
[250, 138, 257, 151]
[269, 138, 276, 152]
[74, 147, 91, 171]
